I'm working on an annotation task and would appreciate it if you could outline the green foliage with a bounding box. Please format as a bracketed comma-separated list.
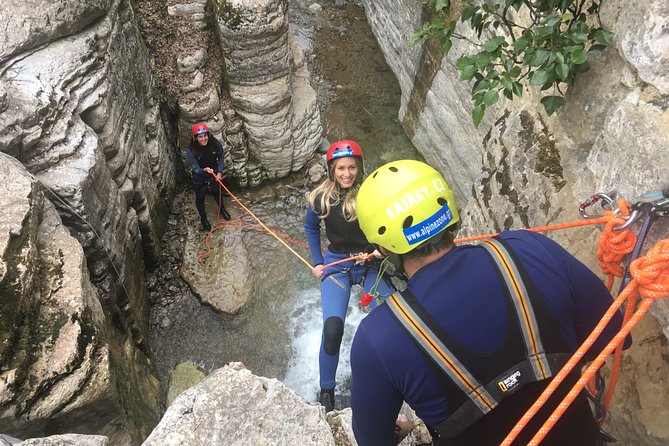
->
[412, 0, 613, 126]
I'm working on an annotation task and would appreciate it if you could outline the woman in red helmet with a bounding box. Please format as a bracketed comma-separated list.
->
[186, 123, 231, 230]
[304, 140, 393, 412]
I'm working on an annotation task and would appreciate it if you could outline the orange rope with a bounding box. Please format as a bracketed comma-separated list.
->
[592, 200, 636, 421]
[500, 237, 668, 445]
[524, 239, 669, 446]
[323, 253, 372, 269]
[453, 216, 609, 244]
[201, 175, 315, 271]
[596, 201, 636, 289]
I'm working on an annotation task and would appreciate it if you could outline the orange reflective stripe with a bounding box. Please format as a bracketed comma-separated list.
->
[483, 240, 550, 380]
[388, 293, 497, 412]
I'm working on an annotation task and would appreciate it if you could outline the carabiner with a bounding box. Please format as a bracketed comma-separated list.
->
[612, 209, 639, 231]
[579, 192, 619, 219]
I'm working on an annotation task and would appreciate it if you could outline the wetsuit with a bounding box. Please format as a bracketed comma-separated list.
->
[350, 230, 630, 446]
[186, 137, 226, 222]
[305, 192, 393, 391]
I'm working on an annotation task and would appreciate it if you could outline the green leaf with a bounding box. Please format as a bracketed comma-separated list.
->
[545, 15, 561, 27]
[561, 11, 574, 22]
[593, 29, 614, 44]
[435, 0, 450, 12]
[574, 60, 591, 73]
[461, 6, 477, 21]
[571, 48, 587, 64]
[441, 39, 453, 54]
[460, 65, 478, 80]
[473, 52, 493, 68]
[529, 49, 550, 67]
[509, 66, 522, 78]
[473, 79, 490, 93]
[513, 36, 531, 53]
[485, 69, 500, 80]
[536, 26, 555, 37]
[500, 76, 513, 91]
[530, 69, 549, 85]
[472, 105, 485, 127]
[504, 88, 513, 100]
[556, 63, 569, 81]
[483, 89, 500, 106]
[588, 44, 607, 56]
[504, 58, 513, 72]
[541, 95, 566, 115]
[572, 32, 589, 43]
[455, 57, 472, 70]
[483, 36, 506, 52]
[512, 81, 523, 97]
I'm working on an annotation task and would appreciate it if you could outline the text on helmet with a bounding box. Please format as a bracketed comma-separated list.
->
[385, 179, 448, 221]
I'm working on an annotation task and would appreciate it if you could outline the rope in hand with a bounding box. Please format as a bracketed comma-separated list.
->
[202, 173, 351, 290]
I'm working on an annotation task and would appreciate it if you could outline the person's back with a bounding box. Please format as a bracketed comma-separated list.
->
[351, 160, 628, 446]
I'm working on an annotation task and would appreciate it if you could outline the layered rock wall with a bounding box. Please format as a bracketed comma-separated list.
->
[0, 0, 170, 441]
[148, 0, 322, 187]
[215, 0, 322, 185]
[0, 154, 159, 444]
[360, 0, 668, 444]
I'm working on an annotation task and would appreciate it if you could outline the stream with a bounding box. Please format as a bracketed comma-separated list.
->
[148, 0, 423, 410]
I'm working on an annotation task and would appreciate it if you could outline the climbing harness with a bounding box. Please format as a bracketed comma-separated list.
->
[385, 237, 573, 439]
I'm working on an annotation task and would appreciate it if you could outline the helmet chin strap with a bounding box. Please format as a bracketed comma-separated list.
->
[375, 248, 409, 289]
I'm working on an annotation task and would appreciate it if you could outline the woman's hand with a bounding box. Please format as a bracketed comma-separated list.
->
[204, 167, 214, 174]
[312, 264, 324, 278]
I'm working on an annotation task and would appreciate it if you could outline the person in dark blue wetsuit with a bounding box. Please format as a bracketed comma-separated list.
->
[304, 140, 393, 413]
[352, 160, 631, 446]
[186, 123, 231, 230]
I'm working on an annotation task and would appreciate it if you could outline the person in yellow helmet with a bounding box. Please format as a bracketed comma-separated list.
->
[350, 159, 630, 446]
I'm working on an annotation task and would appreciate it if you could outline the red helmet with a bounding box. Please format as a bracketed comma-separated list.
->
[326, 140, 364, 181]
[326, 140, 363, 162]
[192, 123, 209, 136]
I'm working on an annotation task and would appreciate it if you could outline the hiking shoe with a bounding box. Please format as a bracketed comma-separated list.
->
[318, 388, 335, 412]
[201, 218, 212, 231]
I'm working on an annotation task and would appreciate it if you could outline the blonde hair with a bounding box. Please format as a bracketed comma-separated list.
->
[308, 157, 363, 221]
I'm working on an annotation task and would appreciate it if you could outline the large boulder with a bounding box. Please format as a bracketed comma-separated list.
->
[142, 362, 335, 446]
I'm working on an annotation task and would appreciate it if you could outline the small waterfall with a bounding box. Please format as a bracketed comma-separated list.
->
[283, 286, 367, 403]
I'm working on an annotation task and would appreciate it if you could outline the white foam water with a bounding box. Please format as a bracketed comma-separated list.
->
[283, 286, 366, 402]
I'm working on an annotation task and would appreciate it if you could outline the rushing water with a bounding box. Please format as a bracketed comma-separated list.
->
[283, 1, 423, 404]
[149, 1, 422, 408]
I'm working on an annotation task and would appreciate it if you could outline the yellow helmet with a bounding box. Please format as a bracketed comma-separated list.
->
[357, 160, 459, 254]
